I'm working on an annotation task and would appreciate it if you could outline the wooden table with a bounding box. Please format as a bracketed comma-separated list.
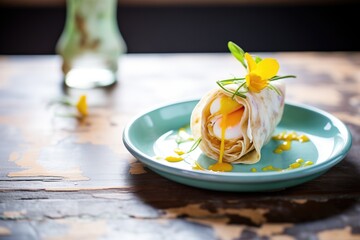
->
[0, 52, 359, 239]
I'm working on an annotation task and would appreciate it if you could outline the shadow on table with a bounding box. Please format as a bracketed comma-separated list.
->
[127, 154, 360, 225]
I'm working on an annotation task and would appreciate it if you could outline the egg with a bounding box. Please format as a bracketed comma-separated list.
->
[210, 97, 240, 115]
[210, 98, 221, 114]
[210, 97, 244, 140]
[213, 109, 244, 139]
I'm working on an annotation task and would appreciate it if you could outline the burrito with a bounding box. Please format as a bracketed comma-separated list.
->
[190, 41, 294, 170]
[190, 82, 285, 165]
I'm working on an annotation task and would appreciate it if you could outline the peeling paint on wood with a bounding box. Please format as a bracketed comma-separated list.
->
[91, 193, 131, 200]
[1, 210, 27, 220]
[164, 204, 269, 225]
[164, 204, 211, 218]
[287, 85, 342, 106]
[9, 152, 20, 162]
[290, 199, 308, 204]
[278, 52, 360, 83]
[218, 208, 269, 225]
[188, 219, 293, 240]
[253, 223, 293, 238]
[0, 53, 359, 239]
[0, 226, 11, 236]
[317, 226, 360, 240]
[45, 219, 107, 240]
[333, 112, 360, 126]
[72, 110, 128, 157]
[1, 115, 89, 181]
[0, 58, 12, 89]
[44, 186, 131, 191]
[8, 167, 89, 181]
[189, 217, 245, 240]
[129, 162, 147, 174]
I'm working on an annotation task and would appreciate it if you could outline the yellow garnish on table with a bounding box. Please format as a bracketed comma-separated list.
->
[76, 95, 88, 117]
[216, 41, 296, 98]
[48, 94, 89, 119]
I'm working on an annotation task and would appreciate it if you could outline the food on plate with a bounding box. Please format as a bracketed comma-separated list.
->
[190, 41, 295, 171]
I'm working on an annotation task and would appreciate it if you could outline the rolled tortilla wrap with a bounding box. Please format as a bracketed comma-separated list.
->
[190, 81, 285, 164]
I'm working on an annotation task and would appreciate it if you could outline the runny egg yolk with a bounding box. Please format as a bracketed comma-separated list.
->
[209, 96, 244, 172]
[213, 108, 244, 140]
[211, 96, 244, 140]
[210, 97, 241, 115]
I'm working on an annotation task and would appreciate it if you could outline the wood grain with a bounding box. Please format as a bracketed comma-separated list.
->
[0, 53, 359, 239]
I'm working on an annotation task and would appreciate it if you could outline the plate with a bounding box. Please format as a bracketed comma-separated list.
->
[123, 100, 352, 192]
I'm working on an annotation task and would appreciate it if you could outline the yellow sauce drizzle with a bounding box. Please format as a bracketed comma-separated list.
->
[176, 127, 194, 143]
[272, 131, 310, 154]
[289, 162, 301, 169]
[209, 162, 233, 172]
[286, 159, 313, 170]
[251, 168, 257, 172]
[209, 97, 237, 172]
[296, 158, 304, 164]
[164, 147, 188, 163]
[274, 141, 292, 154]
[261, 159, 314, 172]
[174, 148, 185, 155]
[262, 165, 282, 171]
[298, 135, 310, 142]
[165, 156, 184, 162]
[192, 161, 205, 170]
[304, 161, 314, 166]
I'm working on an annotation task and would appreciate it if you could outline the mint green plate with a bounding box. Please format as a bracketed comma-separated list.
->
[123, 100, 352, 192]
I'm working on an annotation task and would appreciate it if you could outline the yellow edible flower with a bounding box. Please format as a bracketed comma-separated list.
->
[76, 95, 88, 117]
[244, 52, 279, 93]
[217, 41, 295, 98]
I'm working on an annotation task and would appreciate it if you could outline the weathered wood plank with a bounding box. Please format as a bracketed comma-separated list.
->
[0, 53, 359, 239]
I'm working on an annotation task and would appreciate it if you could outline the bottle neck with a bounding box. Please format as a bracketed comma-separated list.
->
[65, 0, 118, 27]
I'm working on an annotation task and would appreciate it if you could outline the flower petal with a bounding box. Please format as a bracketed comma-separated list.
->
[256, 58, 279, 80]
[245, 53, 257, 73]
[246, 73, 268, 93]
[76, 95, 88, 117]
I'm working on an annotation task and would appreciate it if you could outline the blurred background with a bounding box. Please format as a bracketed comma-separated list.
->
[0, 0, 359, 54]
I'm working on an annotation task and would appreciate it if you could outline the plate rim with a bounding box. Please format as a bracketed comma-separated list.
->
[122, 99, 352, 183]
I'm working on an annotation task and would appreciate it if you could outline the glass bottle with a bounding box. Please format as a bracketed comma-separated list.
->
[56, 0, 126, 89]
